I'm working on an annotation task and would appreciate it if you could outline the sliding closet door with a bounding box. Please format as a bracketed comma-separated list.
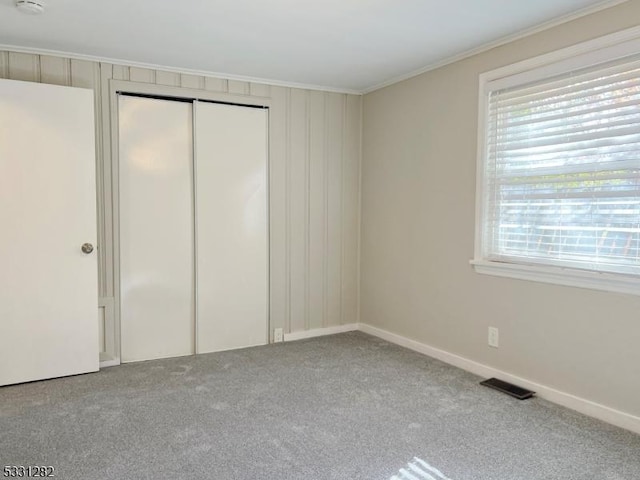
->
[195, 102, 268, 353]
[119, 96, 195, 362]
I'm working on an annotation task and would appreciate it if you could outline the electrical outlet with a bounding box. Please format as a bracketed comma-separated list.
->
[274, 328, 284, 343]
[488, 327, 499, 348]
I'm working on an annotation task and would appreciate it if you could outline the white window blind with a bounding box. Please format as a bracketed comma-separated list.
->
[483, 56, 640, 276]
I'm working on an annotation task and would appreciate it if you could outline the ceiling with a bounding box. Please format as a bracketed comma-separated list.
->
[0, 0, 623, 93]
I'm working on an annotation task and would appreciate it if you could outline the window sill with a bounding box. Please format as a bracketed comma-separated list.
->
[470, 259, 640, 296]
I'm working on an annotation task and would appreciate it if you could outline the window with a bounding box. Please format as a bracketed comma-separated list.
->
[473, 28, 640, 295]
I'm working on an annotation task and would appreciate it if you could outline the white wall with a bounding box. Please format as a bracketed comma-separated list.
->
[361, 1, 640, 419]
[0, 51, 362, 362]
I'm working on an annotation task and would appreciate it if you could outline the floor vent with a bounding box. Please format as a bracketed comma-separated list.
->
[480, 377, 535, 400]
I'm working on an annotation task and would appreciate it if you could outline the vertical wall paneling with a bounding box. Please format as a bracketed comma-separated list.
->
[99, 63, 117, 358]
[129, 67, 156, 84]
[308, 91, 326, 330]
[98, 298, 115, 359]
[268, 87, 289, 337]
[155, 70, 181, 87]
[111, 65, 130, 81]
[98, 306, 106, 353]
[69, 60, 107, 302]
[228, 79, 250, 95]
[0, 48, 362, 360]
[250, 83, 271, 97]
[97, 297, 115, 357]
[180, 73, 203, 90]
[0, 52, 8, 78]
[288, 89, 310, 332]
[8, 52, 40, 82]
[342, 95, 362, 325]
[70, 59, 98, 88]
[205, 77, 228, 92]
[326, 93, 345, 327]
[39, 56, 71, 86]
[99, 63, 114, 301]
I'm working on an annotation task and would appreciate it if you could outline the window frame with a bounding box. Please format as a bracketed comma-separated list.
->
[472, 26, 640, 296]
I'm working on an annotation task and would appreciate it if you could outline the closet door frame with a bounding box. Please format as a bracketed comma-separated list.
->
[109, 80, 271, 365]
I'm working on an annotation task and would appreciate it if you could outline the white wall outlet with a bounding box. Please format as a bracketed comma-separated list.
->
[488, 327, 499, 348]
[273, 328, 284, 343]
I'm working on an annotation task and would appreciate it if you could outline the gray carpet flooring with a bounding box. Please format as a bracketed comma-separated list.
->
[1, 331, 639, 480]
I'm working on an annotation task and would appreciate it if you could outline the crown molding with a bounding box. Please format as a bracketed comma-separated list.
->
[0, 43, 363, 96]
[1, 0, 629, 96]
[358, 323, 640, 435]
[362, 0, 630, 94]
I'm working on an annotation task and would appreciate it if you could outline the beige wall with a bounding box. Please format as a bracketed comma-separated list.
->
[0, 52, 362, 361]
[361, 1, 640, 417]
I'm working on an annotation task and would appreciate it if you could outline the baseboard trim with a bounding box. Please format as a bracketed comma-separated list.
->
[95, 321, 640, 434]
[284, 323, 359, 342]
[358, 323, 640, 435]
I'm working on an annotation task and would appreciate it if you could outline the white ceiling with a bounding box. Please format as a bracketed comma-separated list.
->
[0, 0, 623, 93]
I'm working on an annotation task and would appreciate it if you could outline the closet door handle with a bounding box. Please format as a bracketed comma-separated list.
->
[81, 243, 94, 254]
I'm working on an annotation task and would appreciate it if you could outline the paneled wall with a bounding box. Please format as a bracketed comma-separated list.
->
[0, 51, 362, 361]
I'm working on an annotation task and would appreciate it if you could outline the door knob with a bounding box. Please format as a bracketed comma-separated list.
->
[81, 243, 94, 254]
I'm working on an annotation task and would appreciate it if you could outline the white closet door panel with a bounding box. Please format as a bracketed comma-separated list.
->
[119, 96, 195, 363]
[0, 79, 98, 386]
[195, 102, 268, 353]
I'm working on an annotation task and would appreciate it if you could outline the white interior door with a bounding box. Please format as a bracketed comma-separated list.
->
[0, 79, 99, 386]
[195, 102, 268, 353]
[119, 95, 195, 363]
